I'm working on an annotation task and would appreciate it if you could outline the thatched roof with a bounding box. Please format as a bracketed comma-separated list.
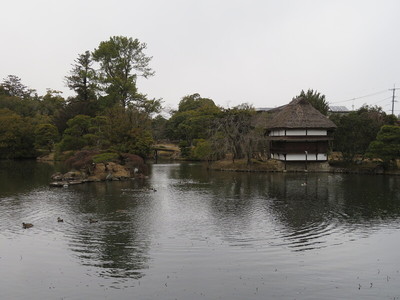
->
[266, 97, 337, 129]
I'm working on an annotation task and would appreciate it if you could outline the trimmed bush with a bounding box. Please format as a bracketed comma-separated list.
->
[92, 152, 119, 163]
[65, 150, 100, 170]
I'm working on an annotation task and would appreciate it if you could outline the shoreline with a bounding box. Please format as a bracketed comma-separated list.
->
[207, 159, 400, 176]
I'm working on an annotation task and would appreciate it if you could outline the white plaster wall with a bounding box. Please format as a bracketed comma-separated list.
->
[286, 129, 306, 136]
[307, 129, 327, 136]
[270, 130, 285, 136]
[271, 153, 328, 161]
[270, 129, 328, 136]
[286, 154, 307, 161]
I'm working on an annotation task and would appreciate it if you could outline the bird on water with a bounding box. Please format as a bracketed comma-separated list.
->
[22, 223, 33, 229]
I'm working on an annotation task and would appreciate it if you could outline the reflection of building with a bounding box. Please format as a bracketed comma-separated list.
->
[266, 97, 337, 163]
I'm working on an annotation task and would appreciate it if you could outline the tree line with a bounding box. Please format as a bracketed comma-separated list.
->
[0, 36, 160, 160]
[0, 36, 399, 168]
[164, 90, 399, 167]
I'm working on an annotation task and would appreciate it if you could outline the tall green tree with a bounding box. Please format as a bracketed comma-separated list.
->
[330, 105, 395, 160]
[38, 89, 65, 116]
[166, 93, 220, 144]
[191, 139, 213, 162]
[0, 75, 39, 117]
[34, 123, 59, 152]
[0, 109, 36, 158]
[210, 104, 258, 164]
[102, 105, 154, 158]
[86, 116, 109, 149]
[65, 51, 98, 116]
[65, 51, 98, 102]
[0, 75, 36, 99]
[92, 36, 155, 109]
[367, 125, 400, 167]
[151, 114, 168, 142]
[58, 115, 92, 151]
[0, 93, 38, 117]
[178, 93, 216, 112]
[296, 89, 329, 115]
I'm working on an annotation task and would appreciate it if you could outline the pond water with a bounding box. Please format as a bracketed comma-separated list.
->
[0, 160, 400, 299]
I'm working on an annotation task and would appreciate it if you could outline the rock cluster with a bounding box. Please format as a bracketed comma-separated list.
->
[50, 162, 139, 187]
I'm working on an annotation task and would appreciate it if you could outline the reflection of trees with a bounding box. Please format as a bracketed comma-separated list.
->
[176, 163, 400, 251]
[264, 174, 341, 251]
[328, 175, 400, 222]
[167, 162, 212, 184]
[269, 174, 400, 249]
[267, 174, 400, 250]
[166, 163, 265, 244]
[66, 180, 155, 281]
[0, 160, 61, 195]
[267, 173, 334, 228]
[208, 173, 259, 238]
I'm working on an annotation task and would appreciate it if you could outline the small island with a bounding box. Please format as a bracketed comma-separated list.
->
[49, 151, 147, 187]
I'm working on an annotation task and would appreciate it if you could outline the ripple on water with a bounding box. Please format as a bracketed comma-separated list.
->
[273, 210, 358, 251]
[0, 188, 81, 237]
[64, 215, 151, 282]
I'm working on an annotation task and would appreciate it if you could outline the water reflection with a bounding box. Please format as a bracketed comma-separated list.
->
[1, 161, 400, 299]
[0, 160, 63, 196]
[64, 181, 158, 281]
[0, 161, 156, 283]
[169, 165, 400, 252]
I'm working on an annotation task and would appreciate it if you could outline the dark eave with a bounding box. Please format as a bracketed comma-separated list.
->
[267, 136, 334, 141]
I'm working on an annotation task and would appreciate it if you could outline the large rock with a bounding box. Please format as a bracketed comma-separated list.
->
[106, 162, 131, 179]
[88, 163, 107, 181]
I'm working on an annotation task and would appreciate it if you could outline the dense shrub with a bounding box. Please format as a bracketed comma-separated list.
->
[120, 153, 147, 174]
[64, 150, 148, 175]
[92, 152, 119, 163]
[65, 150, 100, 170]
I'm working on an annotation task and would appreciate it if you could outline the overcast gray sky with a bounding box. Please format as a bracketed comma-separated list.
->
[1, 0, 400, 114]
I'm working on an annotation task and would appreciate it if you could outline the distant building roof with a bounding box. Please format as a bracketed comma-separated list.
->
[256, 105, 286, 113]
[266, 97, 337, 129]
[256, 107, 274, 112]
[329, 106, 350, 112]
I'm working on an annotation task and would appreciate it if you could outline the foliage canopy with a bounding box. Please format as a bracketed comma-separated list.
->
[367, 125, 400, 165]
[295, 89, 329, 115]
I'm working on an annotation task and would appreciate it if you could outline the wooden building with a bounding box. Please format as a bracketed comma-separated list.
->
[266, 97, 337, 162]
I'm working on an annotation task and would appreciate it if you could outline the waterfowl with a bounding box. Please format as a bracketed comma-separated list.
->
[89, 218, 98, 223]
[57, 217, 64, 222]
[22, 222, 33, 229]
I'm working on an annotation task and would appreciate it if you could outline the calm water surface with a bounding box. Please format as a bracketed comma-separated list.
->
[1, 160, 400, 299]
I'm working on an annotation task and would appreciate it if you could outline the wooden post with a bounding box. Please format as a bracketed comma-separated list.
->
[305, 150, 308, 171]
[154, 149, 158, 164]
